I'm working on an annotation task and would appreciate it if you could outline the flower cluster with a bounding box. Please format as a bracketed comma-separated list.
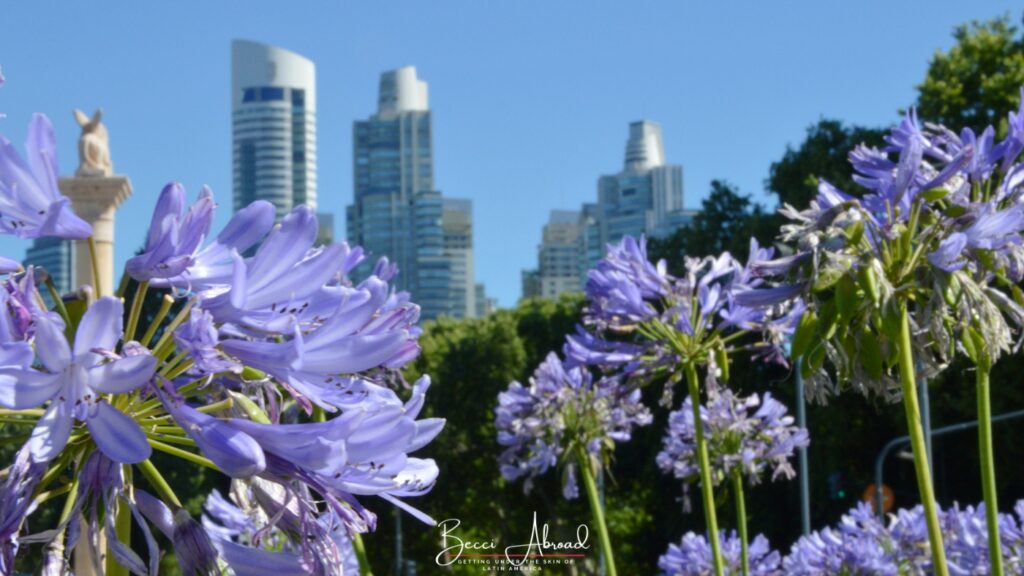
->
[0, 114, 444, 574]
[495, 352, 651, 498]
[658, 530, 781, 576]
[772, 98, 1024, 400]
[782, 501, 1024, 575]
[658, 500, 1024, 576]
[567, 235, 804, 398]
[656, 390, 809, 487]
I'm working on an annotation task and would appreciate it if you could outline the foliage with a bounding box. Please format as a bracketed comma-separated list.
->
[916, 16, 1024, 134]
[766, 120, 887, 210]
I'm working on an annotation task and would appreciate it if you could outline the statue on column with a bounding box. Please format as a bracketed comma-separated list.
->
[73, 108, 113, 177]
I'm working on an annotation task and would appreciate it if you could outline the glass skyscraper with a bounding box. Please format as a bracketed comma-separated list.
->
[346, 67, 477, 320]
[522, 120, 693, 300]
[25, 237, 74, 300]
[231, 40, 317, 221]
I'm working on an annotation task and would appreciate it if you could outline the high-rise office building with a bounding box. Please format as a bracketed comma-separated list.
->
[442, 198, 475, 318]
[522, 120, 693, 301]
[347, 66, 476, 320]
[535, 210, 583, 299]
[25, 237, 74, 297]
[588, 120, 688, 270]
[231, 40, 317, 221]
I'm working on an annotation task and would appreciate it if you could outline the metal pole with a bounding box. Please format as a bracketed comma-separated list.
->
[795, 361, 811, 536]
[874, 408, 1024, 518]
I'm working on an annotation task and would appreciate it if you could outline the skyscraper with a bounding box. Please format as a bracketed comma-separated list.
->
[442, 198, 475, 318]
[588, 121, 688, 270]
[347, 66, 476, 320]
[522, 120, 692, 301]
[25, 237, 74, 296]
[231, 40, 317, 221]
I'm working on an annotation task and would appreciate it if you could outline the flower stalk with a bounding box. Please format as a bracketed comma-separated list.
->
[577, 445, 617, 576]
[732, 469, 749, 576]
[685, 361, 724, 576]
[976, 362, 1004, 575]
[896, 303, 948, 576]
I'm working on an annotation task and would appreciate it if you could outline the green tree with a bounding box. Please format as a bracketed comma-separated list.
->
[649, 180, 773, 274]
[766, 119, 887, 209]
[916, 16, 1024, 134]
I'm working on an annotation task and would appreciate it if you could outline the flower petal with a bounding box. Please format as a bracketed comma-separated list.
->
[33, 315, 71, 372]
[74, 297, 123, 359]
[87, 355, 157, 394]
[28, 402, 72, 463]
[86, 401, 151, 463]
[0, 368, 62, 409]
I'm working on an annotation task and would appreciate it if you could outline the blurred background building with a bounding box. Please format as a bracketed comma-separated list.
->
[346, 66, 483, 319]
[522, 120, 693, 300]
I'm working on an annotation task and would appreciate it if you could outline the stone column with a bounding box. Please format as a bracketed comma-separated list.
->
[58, 176, 132, 296]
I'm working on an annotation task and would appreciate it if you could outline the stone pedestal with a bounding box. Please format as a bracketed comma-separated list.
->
[58, 176, 132, 296]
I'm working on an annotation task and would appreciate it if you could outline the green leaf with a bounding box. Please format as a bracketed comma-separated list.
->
[857, 263, 881, 306]
[791, 310, 819, 360]
[226, 391, 271, 424]
[860, 328, 884, 379]
[714, 343, 730, 383]
[813, 267, 846, 292]
[1012, 285, 1024, 308]
[802, 341, 827, 380]
[836, 276, 857, 320]
[844, 219, 865, 246]
[919, 187, 950, 203]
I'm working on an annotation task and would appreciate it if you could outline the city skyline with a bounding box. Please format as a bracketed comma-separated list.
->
[0, 1, 1014, 307]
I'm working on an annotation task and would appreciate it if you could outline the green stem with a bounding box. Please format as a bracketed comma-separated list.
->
[152, 301, 193, 359]
[87, 236, 102, 296]
[140, 294, 174, 347]
[896, 303, 949, 575]
[125, 281, 148, 343]
[136, 459, 183, 508]
[577, 446, 617, 576]
[977, 364, 1004, 575]
[732, 469, 749, 576]
[685, 361, 725, 576]
[352, 532, 374, 576]
[147, 439, 219, 471]
[43, 276, 72, 328]
[106, 465, 132, 576]
[116, 272, 130, 299]
[195, 398, 233, 414]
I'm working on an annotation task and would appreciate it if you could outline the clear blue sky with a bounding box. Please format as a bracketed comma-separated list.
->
[0, 1, 1019, 307]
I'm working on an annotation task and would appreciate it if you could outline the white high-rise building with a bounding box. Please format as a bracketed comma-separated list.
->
[231, 40, 317, 220]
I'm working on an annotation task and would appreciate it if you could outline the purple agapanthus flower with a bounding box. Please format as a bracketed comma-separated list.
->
[658, 531, 781, 576]
[200, 206, 352, 333]
[173, 307, 240, 374]
[0, 114, 91, 239]
[496, 352, 651, 498]
[0, 297, 156, 463]
[0, 444, 46, 573]
[657, 390, 809, 486]
[571, 235, 803, 388]
[150, 199, 276, 293]
[219, 276, 420, 411]
[126, 182, 216, 281]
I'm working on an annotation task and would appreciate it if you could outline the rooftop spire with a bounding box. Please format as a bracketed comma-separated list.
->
[624, 120, 665, 171]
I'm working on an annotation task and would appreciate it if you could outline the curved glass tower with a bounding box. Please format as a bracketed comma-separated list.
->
[231, 40, 317, 220]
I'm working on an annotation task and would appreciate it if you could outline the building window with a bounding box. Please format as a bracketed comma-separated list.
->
[260, 87, 285, 101]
